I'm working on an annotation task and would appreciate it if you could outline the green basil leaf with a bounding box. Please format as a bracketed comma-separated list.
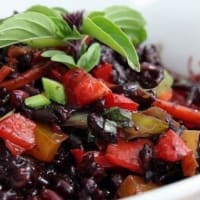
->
[42, 50, 66, 57]
[82, 16, 140, 71]
[42, 50, 76, 68]
[27, 5, 62, 18]
[53, 7, 68, 15]
[104, 107, 133, 128]
[104, 6, 147, 45]
[77, 43, 101, 72]
[89, 6, 147, 45]
[104, 6, 146, 25]
[26, 5, 81, 40]
[63, 25, 82, 41]
[0, 10, 81, 48]
[51, 54, 76, 68]
[0, 12, 58, 48]
[88, 11, 104, 18]
[122, 26, 147, 45]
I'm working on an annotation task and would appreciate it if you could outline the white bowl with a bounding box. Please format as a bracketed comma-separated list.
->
[1, 0, 200, 199]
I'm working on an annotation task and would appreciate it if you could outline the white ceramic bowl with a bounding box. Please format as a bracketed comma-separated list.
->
[1, 0, 200, 199]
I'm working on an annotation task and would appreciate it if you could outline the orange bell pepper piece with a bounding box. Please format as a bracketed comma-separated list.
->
[28, 124, 68, 162]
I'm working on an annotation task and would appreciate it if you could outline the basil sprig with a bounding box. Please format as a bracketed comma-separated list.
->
[42, 42, 101, 72]
[0, 5, 147, 72]
[82, 16, 140, 71]
[89, 6, 147, 45]
[0, 7, 80, 48]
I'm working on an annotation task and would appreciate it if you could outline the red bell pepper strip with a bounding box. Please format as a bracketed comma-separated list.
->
[0, 113, 36, 149]
[5, 139, 26, 156]
[63, 68, 111, 107]
[105, 139, 153, 174]
[0, 65, 50, 90]
[94, 155, 115, 168]
[155, 129, 192, 162]
[154, 99, 200, 125]
[92, 63, 113, 82]
[104, 93, 138, 111]
[0, 66, 13, 82]
[71, 149, 115, 168]
[71, 149, 85, 164]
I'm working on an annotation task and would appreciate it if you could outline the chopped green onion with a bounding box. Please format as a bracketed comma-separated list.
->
[25, 94, 51, 109]
[42, 77, 66, 105]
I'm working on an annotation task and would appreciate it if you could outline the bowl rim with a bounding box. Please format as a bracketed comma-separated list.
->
[123, 174, 200, 200]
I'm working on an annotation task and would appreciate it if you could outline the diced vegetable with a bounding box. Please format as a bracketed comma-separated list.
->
[105, 139, 152, 173]
[42, 77, 66, 105]
[94, 154, 115, 168]
[181, 130, 200, 155]
[71, 149, 115, 168]
[155, 70, 173, 100]
[155, 129, 192, 162]
[63, 112, 88, 129]
[116, 175, 158, 198]
[180, 130, 199, 176]
[123, 113, 168, 139]
[103, 107, 132, 128]
[5, 139, 26, 156]
[0, 65, 13, 82]
[154, 99, 200, 125]
[143, 106, 180, 130]
[181, 153, 198, 177]
[157, 88, 173, 101]
[92, 63, 113, 82]
[104, 93, 138, 111]
[63, 68, 111, 107]
[0, 65, 50, 90]
[28, 124, 68, 162]
[25, 94, 51, 109]
[0, 113, 36, 150]
[142, 106, 169, 121]
[71, 149, 84, 164]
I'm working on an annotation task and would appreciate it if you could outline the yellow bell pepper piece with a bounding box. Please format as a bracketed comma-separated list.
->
[28, 124, 68, 162]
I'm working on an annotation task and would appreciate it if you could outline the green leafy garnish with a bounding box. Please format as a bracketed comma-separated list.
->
[42, 77, 66, 105]
[82, 16, 140, 71]
[89, 6, 147, 45]
[42, 42, 101, 72]
[42, 50, 76, 68]
[0, 4, 147, 72]
[0, 6, 81, 48]
[53, 7, 68, 15]
[77, 43, 101, 71]
[104, 107, 133, 128]
[25, 94, 51, 109]
[27, 5, 62, 18]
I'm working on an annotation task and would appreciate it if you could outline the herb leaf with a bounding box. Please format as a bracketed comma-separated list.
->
[82, 16, 140, 71]
[42, 43, 101, 71]
[77, 43, 101, 72]
[42, 50, 76, 68]
[0, 9, 81, 48]
[27, 5, 62, 18]
[104, 107, 133, 128]
[53, 7, 68, 15]
[89, 6, 147, 45]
